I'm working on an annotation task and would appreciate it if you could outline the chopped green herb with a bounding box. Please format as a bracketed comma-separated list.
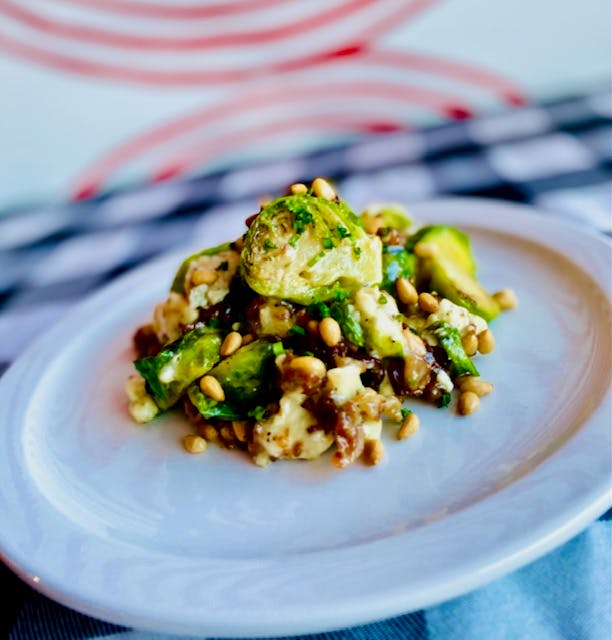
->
[331, 289, 349, 302]
[306, 250, 325, 267]
[248, 405, 269, 421]
[263, 239, 276, 250]
[208, 317, 221, 329]
[378, 294, 388, 305]
[272, 342, 285, 356]
[438, 392, 452, 408]
[401, 408, 413, 420]
[336, 225, 350, 239]
[289, 325, 306, 336]
[288, 235, 299, 248]
[307, 302, 331, 319]
[322, 237, 334, 250]
[216, 260, 229, 271]
[353, 246, 362, 258]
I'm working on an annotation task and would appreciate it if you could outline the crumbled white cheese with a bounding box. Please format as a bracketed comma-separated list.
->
[353, 287, 406, 358]
[124, 376, 159, 424]
[427, 298, 487, 338]
[436, 369, 454, 393]
[326, 364, 365, 404]
[185, 250, 240, 308]
[251, 391, 333, 467]
[152, 292, 197, 345]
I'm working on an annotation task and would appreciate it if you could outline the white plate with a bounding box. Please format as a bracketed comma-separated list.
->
[0, 198, 610, 637]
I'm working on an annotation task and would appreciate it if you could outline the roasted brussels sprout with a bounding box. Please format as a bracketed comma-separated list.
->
[188, 338, 278, 420]
[241, 193, 382, 304]
[134, 327, 222, 410]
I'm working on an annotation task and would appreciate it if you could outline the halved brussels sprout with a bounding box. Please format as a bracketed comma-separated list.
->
[134, 327, 222, 410]
[361, 203, 413, 232]
[240, 194, 382, 304]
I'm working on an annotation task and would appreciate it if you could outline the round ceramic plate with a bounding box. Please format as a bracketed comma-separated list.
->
[0, 199, 610, 637]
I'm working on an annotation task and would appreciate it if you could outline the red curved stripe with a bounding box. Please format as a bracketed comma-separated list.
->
[71, 80, 470, 198]
[51, 0, 288, 19]
[0, 0, 378, 50]
[151, 115, 405, 183]
[369, 49, 526, 105]
[153, 85, 470, 178]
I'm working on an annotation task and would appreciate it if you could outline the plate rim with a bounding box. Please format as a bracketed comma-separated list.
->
[0, 197, 610, 637]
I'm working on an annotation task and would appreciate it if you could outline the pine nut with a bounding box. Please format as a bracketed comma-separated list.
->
[459, 376, 493, 397]
[183, 434, 207, 454]
[306, 319, 319, 336]
[462, 332, 478, 356]
[493, 288, 518, 310]
[220, 426, 234, 443]
[478, 329, 495, 354]
[232, 421, 249, 443]
[220, 331, 242, 357]
[363, 215, 384, 235]
[418, 292, 439, 313]
[396, 277, 418, 305]
[319, 317, 342, 347]
[413, 242, 439, 259]
[397, 412, 419, 440]
[312, 177, 336, 200]
[289, 182, 308, 195]
[364, 439, 385, 465]
[241, 333, 254, 345]
[199, 375, 225, 402]
[458, 391, 480, 415]
[191, 268, 217, 286]
[198, 424, 218, 442]
[288, 355, 327, 379]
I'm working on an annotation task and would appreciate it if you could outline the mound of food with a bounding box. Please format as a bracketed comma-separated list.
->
[125, 178, 517, 468]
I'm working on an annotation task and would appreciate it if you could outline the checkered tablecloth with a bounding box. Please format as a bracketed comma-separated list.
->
[1, 89, 611, 640]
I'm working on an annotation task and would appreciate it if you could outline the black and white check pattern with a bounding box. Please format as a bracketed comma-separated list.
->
[0, 89, 611, 639]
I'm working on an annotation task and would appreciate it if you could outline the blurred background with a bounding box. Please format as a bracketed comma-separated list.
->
[0, 0, 610, 208]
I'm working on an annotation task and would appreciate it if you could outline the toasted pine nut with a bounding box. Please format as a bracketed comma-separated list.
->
[312, 177, 336, 200]
[396, 277, 419, 305]
[288, 355, 327, 379]
[198, 424, 218, 442]
[191, 269, 217, 286]
[459, 376, 493, 397]
[220, 331, 242, 357]
[493, 288, 518, 311]
[183, 434, 207, 454]
[462, 332, 478, 356]
[199, 375, 225, 402]
[364, 439, 385, 466]
[319, 317, 342, 347]
[232, 420, 249, 443]
[413, 242, 439, 259]
[458, 391, 480, 415]
[241, 333, 254, 345]
[220, 426, 234, 443]
[418, 292, 439, 313]
[398, 412, 419, 440]
[289, 182, 308, 195]
[478, 329, 495, 354]
[363, 215, 384, 235]
[306, 319, 319, 336]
